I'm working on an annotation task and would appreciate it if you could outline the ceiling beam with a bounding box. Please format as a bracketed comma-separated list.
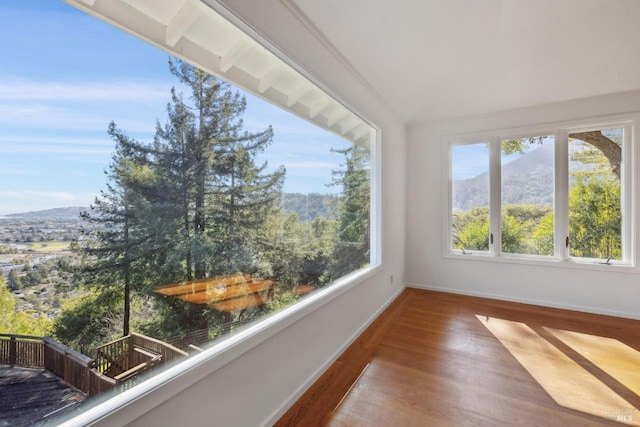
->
[258, 66, 282, 93]
[166, 0, 202, 47]
[286, 84, 312, 108]
[351, 124, 370, 141]
[220, 40, 252, 73]
[327, 110, 349, 128]
[309, 98, 333, 119]
[341, 118, 362, 135]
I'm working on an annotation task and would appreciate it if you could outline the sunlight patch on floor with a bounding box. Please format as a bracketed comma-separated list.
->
[548, 328, 640, 397]
[477, 315, 639, 426]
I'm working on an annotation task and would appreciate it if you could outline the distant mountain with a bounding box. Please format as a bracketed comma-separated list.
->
[5, 193, 336, 223]
[453, 144, 554, 211]
[283, 193, 337, 222]
[6, 206, 89, 221]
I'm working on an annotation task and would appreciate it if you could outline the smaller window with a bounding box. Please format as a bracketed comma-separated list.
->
[501, 136, 554, 257]
[568, 127, 624, 262]
[451, 142, 490, 254]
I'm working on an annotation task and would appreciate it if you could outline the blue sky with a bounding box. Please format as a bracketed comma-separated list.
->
[0, 0, 351, 215]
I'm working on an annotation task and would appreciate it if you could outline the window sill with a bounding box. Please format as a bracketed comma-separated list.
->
[443, 252, 638, 274]
[57, 264, 383, 427]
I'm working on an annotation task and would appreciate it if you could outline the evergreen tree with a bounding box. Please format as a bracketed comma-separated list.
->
[74, 126, 156, 337]
[150, 59, 285, 333]
[59, 58, 287, 346]
[328, 145, 371, 278]
[152, 59, 284, 280]
[210, 141, 285, 274]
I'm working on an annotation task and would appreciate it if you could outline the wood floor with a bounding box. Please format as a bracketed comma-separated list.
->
[275, 288, 640, 426]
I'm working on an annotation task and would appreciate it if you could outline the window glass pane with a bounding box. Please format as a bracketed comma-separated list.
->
[0, 1, 374, 424]
[568, 128, 622, 261]
[500, 136, 554, 256]
[451, 143, 490, 252]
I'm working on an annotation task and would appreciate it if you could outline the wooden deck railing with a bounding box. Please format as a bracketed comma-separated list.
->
[0, 334, 44, 368]
[94, 332, 188, 381]
[43, 338, 116, 397]
[1, 332, 187, 397]
[0, 334, 115, 396]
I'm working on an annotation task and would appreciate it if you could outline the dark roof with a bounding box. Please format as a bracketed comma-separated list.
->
[0, 366, 86, 426]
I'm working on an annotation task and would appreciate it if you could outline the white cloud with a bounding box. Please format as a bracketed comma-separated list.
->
[0, 102, 163, 134]
[0, 76, 169, 134]
[0, 78, 169, 103]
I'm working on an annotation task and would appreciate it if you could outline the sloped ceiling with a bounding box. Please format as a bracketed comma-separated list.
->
[290, 0, 640, 123]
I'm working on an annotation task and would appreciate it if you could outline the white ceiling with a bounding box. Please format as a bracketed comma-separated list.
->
[291, 0, 640, 123]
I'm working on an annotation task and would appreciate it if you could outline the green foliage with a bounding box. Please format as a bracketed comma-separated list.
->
[531, 213, 554, 255]
[454, 182, 620, 259]
[569, 176, 621, 260]
[501, 205, 553, 255]
[501, 215, 527, 254]
[0, 277, 51, 336]
[453, 207, 489, 251]
[453, 205, 553, 254]
[7, 269, 22, 290]
[265, 291, 298, 312]
[256, 211, 336, 290]
[501, 136, 546, 155]
[51, 290, 121, 355]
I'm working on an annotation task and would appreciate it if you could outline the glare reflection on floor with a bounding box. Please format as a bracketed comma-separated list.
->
[477, 315, 640, 426]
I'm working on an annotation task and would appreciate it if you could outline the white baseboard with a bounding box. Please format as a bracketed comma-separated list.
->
[407, 282, 640, 320]
[262, 285, 406, 426]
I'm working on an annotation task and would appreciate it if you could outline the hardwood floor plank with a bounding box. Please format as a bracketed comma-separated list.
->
[274, 289, 416, 426]
[275, 288, 640, 426]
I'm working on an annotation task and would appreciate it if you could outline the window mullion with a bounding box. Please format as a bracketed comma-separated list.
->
[555, 130, 569, 260]
[622, 122, 633, 264]
[489, 139, 502, 257]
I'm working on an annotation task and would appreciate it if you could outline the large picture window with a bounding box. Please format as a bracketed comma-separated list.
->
[0, 2, 378, 425]
[448, 120, 634, 267]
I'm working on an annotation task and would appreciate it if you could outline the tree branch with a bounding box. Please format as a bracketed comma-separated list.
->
[569, 131, 621, 179]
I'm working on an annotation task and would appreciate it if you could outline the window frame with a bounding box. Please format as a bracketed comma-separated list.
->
[443, 114, 638, 272]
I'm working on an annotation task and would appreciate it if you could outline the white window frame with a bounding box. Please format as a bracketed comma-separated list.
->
[444, 114, 638, 272]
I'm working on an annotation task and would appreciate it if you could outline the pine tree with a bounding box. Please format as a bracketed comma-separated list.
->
[153, 59, 284, 280]
[64, 58, 286, 343]
[140, 59, 284, 334]
[76, 125, 156, 337]
[328, 145, 371, 278]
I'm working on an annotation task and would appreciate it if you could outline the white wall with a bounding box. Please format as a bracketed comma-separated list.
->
[90, 1, 406, 426]
[407, 90, 640, 319]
